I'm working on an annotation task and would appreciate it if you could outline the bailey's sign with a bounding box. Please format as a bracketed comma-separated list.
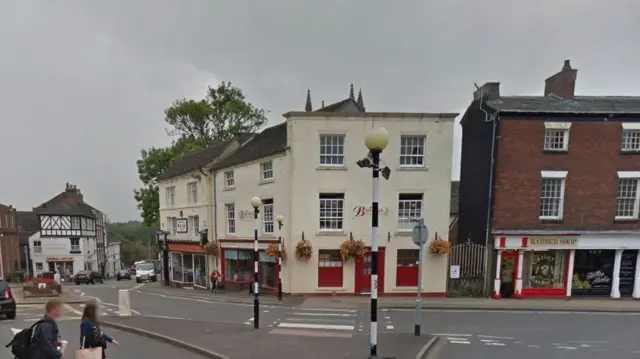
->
[353, 205, 390, 217]
[529, 237, 578, 246]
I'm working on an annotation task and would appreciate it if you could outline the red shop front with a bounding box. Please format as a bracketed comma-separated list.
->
[493, 236, 573, 298]
[220, 240, 279, 294]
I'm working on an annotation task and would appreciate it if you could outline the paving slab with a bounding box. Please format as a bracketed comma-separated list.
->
[103, 315, 431, 359]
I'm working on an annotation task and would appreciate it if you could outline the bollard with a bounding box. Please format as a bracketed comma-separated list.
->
[118, 289, 132, 317]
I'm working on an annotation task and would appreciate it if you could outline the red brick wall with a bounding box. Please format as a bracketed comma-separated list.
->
[492, 118, 640, 230]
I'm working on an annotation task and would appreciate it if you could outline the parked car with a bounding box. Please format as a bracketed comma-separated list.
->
[75, 271, 104, 285]
[116, 270, 131, 281]
[0, 278, 16, 319]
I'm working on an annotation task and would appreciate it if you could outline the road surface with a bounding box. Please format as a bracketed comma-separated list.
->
[62, 280, 640, 357]
[0, 315, 206, 358]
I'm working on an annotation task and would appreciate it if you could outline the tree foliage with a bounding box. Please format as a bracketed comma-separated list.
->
[134, 81, 268, 226]
[107, 221, 158, 265]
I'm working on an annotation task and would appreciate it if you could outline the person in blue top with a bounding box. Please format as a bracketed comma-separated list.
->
[79, 300, 119, 358]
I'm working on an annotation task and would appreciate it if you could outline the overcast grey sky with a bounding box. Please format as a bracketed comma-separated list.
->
[1, 1, 638, 221]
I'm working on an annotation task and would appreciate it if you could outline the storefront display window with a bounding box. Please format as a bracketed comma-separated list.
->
[194, 254, 207, 288]
[224, 249, 253, 282]
[572, 250, 614, 296]
[260, 252, 276, 288]
[522, 250, 566, 289]
[183, 254, 194, 283]
[171, 252, 184, 282]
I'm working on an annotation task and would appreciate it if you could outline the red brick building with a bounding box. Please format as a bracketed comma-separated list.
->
[459, 60, 640, 299]
[0, 204, 20, 278]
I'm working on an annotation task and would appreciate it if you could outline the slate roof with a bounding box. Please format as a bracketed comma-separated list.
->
[450, 181, 459, 215]
[157, 134, 253, 181]
[38, 201, 96, 218]
[315, 98, 365, 113]
[212, 122, 288, 170]
[487, 96, 640, 115]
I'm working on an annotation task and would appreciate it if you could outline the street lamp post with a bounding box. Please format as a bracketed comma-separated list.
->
[251, 196, 262, 329]
[276, 214, 284, 301]
[358, 127, 390, 358]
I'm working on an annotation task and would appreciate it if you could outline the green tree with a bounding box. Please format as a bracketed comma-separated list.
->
[134, 82, 268, 226]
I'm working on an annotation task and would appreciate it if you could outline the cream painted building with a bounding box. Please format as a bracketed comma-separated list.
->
[157, 136, 251, 288]
[212, 96, 456, 295]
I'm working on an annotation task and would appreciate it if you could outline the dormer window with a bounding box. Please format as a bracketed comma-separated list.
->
[543, 122, 571, 152]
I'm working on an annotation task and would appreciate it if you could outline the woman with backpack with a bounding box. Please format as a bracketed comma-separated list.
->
[79, 300, 119, 358]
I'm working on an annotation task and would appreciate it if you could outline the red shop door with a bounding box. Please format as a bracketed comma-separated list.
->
[355, 248, 385, 295]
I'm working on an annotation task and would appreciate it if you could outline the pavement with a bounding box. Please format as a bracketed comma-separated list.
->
[0, 316, 206, 359]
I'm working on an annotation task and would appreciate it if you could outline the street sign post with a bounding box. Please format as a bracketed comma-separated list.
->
[412, 219, 428, 336]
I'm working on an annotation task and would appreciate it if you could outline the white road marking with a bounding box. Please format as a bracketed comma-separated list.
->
[485, 342, 505, 346]
[558, 346, 577, 350]
[526, 345, 540, 348]
[295, 307, 357, 313]
[478, 335, 515, 340]
[448, 340, 470, 345]
[277, 323, 354, 331]
[292, 312, 355, 317]
[433, 333, 472, 337]
[263, 310, 269, 313]
[389, 308, 640, 316]
[145, 315, 186, 320]
[385, 325, 394, 330]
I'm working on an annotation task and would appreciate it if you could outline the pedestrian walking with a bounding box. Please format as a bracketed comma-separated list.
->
[210, 268, 221, 293]
[28, 299, 63, 359]
[79, 300, 119, 359]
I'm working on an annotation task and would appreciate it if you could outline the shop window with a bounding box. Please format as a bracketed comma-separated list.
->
[171, 252, 184, 282]
[572, 250, 615, 296]
[194, 254, 207, 288]
[260, 252, 276, 288]
[224, 249, 253, 282]
[396, 249, 419, 287]
[183, 253, 194, 283]
[318, 250, 343, 287]
[522, 250, 566, 289]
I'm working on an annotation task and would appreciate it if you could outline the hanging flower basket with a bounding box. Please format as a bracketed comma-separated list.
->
[428, 239, 450, 255]
[340, 239, 366, 262]
[266, 243, 287, 260]
[203, 241, 219, 257]
[295, 239, 313, 261]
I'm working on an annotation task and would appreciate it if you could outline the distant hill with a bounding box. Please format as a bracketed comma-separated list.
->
[107, 221, 159, 265]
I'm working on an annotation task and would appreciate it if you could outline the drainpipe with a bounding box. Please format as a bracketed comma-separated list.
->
[482, 112, 499, 296]
[212, 170, 219, 271]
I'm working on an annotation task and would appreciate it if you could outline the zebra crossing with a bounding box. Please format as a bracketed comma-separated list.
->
[269, 307, 361, 338]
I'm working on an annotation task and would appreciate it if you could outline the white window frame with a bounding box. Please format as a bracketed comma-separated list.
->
[262, 199, 274, 235]
[33, 240, 42, 254]
[190, 215, 200, 236]
[166, 186, 175, 206]
[399, 135, 426, 167]
[70, 238, 80, 252]
[224, 171, 235, 189]
[543, 122, 571, 152]
[71, 217, 81, 229]
[225, 203, 236, 234]
[35, 262, 43, 271]
[187, 182, 198, 204]
[621, 123, 640, 152]
[397, 193, 423, 231]
[319, 134, 345, 166]
[260, 161, 274, 181]
[539, 170, 568, 220]
[318, 193, 345, 231]
[615, 171, 640, 220]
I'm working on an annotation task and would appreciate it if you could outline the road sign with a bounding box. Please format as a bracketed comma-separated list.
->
[412, 223, 428, 246]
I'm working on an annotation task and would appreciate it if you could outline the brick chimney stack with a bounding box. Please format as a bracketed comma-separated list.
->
[544, 59, 578, 99]
[64, 183, 83, 201]
[473, 82, 501, 101]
